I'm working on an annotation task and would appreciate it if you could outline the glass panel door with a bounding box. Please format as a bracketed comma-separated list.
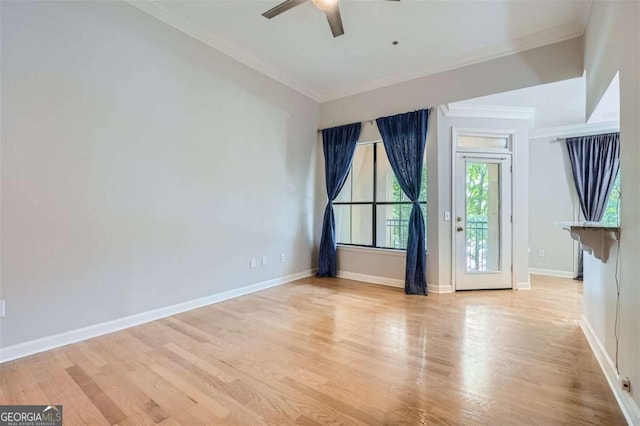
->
[455, 154, 512, 290]
[465, 161, 501, 273]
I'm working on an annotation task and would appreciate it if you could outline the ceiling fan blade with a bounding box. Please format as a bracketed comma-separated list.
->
[324, 4, 344, 38]
[262, 0, 308, 19]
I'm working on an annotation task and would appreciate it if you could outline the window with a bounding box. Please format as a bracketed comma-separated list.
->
[602, 171, 621, 225]
[334, 142, 426, 250]
[457, 135, 509, 150]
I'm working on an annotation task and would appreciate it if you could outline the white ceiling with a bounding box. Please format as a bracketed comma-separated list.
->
[131, 0, 592, 102]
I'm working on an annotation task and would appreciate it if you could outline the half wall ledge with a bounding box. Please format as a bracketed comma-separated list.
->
[556, 222, 620, 263]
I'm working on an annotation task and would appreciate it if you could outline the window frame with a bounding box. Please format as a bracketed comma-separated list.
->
[334, 141, 426, 251]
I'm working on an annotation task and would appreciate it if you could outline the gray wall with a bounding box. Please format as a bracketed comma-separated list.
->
[320, 37, 584, 129]
[583, 0, 640, 416]
[337, 247, 405, 282]
[318, 38, 583, 289]
[0, 1, 319, 348]
[584, 1, 620, 121]
[528, 136, 578, 276]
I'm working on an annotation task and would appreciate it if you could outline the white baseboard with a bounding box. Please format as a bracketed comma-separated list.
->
[427, 283, 454, 293]
[580, 315, 640, 425]
[529, 268, 575, 279]
[337, 271, 453, 293]
[0, 269, 316, 364]
[516, 280, 531, 290]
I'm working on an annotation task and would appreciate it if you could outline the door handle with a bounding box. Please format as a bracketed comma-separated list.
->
[457, 226, 464, 232]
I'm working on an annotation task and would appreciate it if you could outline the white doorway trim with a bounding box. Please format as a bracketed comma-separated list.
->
[451, 127, 517, 291]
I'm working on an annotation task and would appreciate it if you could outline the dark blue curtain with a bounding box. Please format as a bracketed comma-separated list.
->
[317, 123, 361, 277]
[566, 132, 620, 280]
[376, 110, 429, 295]
[566, 132, 620, 221]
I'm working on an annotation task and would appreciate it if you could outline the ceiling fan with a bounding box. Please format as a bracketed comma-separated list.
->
[262, 0, 400, 38]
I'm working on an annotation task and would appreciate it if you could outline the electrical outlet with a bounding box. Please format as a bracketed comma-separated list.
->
[280, 254, 286, 263]
[250, 258, 257, 269]
[0, 300, 5, 318]
[262, 256, 267, 266]
[622, 378, 631, 392]
[538, 249, 545, 257]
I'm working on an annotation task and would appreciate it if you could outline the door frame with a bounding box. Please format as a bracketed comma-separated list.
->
[451, 127, 517, 291]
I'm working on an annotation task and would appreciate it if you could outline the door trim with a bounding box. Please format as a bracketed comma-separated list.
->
[451, 127, 517, 291]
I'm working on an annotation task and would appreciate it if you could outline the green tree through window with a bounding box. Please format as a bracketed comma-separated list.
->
[391, 167, 427, 248]
[602, 171, 621, 225]
[465, 163, 489, 221]
[334, 142, 426, 250]
[465, 163, 490, 271]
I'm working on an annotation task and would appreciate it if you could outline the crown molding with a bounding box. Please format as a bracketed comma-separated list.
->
[319, 22, 585, 102]
[530, 120, 619, 140]
[439, 103, 536, 125]
[126, 0, 322, 102]
[128, 0, 585, 104]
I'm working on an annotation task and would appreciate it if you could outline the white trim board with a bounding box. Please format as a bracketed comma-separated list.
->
[0, 269, 316, 364]
[337, 271, 453, 293]
[580, 315, 640, 426]
[440, 104, 536, 126]
[530, 120, 620, 140]
[529, 268, 575, 279]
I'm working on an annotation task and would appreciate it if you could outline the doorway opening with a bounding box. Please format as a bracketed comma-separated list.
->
[452, 130, 514, 290]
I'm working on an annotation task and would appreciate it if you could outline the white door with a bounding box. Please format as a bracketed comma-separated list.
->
[455, 154, 512, 290]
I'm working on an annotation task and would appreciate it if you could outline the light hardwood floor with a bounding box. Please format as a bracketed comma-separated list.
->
[0, 275, 625, 425]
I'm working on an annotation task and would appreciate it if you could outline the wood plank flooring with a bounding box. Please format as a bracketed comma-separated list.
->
[0, 275, 626, 425]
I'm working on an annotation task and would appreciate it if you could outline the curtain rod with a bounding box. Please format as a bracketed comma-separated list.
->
[317, 106, 435, 133]
[554, 130, 620, 143]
